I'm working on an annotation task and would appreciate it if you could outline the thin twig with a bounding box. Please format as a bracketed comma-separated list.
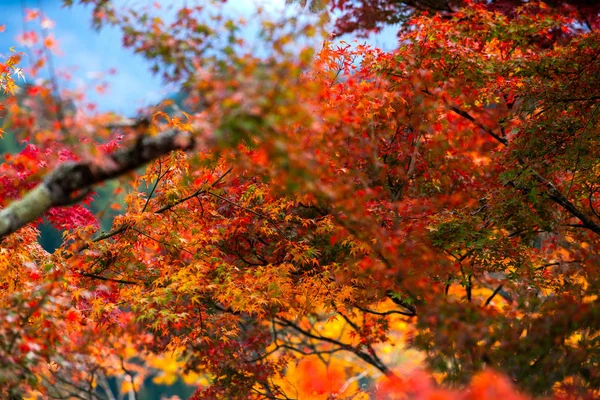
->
[78, 272, 138, 285]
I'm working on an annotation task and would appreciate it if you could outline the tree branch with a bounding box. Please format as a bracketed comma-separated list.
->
[445, 103, 508, 145]
[438, 97, 600, 236]
[0, 128, 195, 239]
[78, 272, 139, 285]
[274, 317, 394, 376]
[484, 284, 503, 307]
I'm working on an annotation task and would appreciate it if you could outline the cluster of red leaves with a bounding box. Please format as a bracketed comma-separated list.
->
[330, 0, 600, 36]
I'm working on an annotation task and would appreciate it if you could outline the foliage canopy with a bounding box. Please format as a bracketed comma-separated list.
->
[1, 0, 600, 398]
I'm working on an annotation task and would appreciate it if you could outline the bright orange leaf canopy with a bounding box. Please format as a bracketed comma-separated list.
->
[1, 1, 599, 399]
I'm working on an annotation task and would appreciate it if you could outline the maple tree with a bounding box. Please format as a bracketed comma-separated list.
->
[331, 0, 600, 36]
[1, 0, 600, 398]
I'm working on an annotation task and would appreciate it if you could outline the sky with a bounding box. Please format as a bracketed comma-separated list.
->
[0, 0, 398, 117]
[0, 0, 171, 115]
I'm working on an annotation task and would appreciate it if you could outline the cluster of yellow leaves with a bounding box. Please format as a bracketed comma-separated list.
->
[0, 42, 23, 137]
[147, 350, 210, 387]
[0, 48, 23, 96]
[0, 226, 45, 299]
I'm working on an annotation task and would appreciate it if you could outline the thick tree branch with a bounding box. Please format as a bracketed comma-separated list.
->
[0, 129, 195, 239]
[484, 284, 503, 307]
[529, 169, 600, 235]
